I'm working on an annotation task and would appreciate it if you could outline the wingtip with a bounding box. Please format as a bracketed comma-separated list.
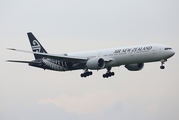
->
[7, 48, 16, 50]
[6, 60, 11, 62]
[6, 60, 15, 62]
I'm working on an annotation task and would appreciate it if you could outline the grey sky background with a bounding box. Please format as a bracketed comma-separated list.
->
[1, 0, 179, 120]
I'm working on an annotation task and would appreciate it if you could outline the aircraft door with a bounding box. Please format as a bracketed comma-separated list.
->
[152, 47, 157, 54]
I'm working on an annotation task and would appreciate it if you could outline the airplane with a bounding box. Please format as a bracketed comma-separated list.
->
[7, 32, 175, 78]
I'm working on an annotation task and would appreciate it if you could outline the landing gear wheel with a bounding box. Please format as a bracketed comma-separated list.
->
[111, 72, 115, 76]
[160, 66, 165, 69]
[103, 67, 115, 78]
[81, 69, 93, 78]
[103, 74, 108, 78]
[89, 71, 92, 75]
[81, 73, 87, 77]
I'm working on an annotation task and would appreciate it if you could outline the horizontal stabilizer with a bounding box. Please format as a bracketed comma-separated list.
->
[7, 48, 88, 62]
[6, 60, 40, 64]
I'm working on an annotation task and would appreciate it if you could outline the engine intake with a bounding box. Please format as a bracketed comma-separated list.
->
[86, 58, 105, 70]
[125, 63, 144, 71]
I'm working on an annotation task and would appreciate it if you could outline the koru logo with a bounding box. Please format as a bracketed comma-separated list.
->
[32, 40, 41, 52]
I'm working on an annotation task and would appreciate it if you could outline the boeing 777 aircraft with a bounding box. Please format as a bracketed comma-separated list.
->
[7, 32, 175, 78]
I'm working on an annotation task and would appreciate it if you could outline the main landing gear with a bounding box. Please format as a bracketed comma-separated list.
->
[81, 69, 93, 78]
[103, 67, 115, 78]
[160, 59, 167, 69]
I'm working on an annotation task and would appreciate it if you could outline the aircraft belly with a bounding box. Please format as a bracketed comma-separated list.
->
[115, 54, 134, 65]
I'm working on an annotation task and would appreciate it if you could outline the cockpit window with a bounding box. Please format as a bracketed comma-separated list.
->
[165, 48, 172, 50]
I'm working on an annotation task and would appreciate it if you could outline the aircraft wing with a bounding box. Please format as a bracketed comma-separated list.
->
[7, 48, 88, 62]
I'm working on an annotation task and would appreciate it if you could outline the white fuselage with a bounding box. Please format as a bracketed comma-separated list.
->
[68, 44, 175, 68]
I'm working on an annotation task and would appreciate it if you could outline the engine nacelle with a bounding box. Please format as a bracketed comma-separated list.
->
[86, 58, 105, 70]
[125, 63, 144, 71]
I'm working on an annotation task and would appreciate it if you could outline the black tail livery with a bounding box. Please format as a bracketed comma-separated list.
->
[27, 32, 47, 59]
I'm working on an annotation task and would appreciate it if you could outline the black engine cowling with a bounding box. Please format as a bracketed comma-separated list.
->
[86, 58, 105, 70]
[125, 63, 144, 71]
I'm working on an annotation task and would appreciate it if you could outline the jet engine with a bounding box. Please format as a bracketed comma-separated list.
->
[125, 63, 144, 71]
[86, 58, 105, 70]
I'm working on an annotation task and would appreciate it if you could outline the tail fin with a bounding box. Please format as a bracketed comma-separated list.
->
[27, 32, 47, 59]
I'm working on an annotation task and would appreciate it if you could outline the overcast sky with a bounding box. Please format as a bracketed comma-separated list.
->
[0, 0, 179, 120]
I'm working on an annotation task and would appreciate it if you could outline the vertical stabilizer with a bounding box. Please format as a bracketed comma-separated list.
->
[27, 32, 47, 59]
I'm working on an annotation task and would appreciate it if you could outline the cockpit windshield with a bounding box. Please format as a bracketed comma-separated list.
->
[165, 48, 172, 50]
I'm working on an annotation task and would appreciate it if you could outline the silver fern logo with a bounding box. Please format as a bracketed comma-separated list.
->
[42, 58, 67, 71]
[32, 40, 41, 52]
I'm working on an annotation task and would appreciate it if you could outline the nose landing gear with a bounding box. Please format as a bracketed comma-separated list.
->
[160, 59, 167, 69]
[103, 67, 115, 78]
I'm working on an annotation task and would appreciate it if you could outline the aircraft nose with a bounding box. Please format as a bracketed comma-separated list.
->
[171, 50, 175, 56]
[168, 50, 175, 58]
